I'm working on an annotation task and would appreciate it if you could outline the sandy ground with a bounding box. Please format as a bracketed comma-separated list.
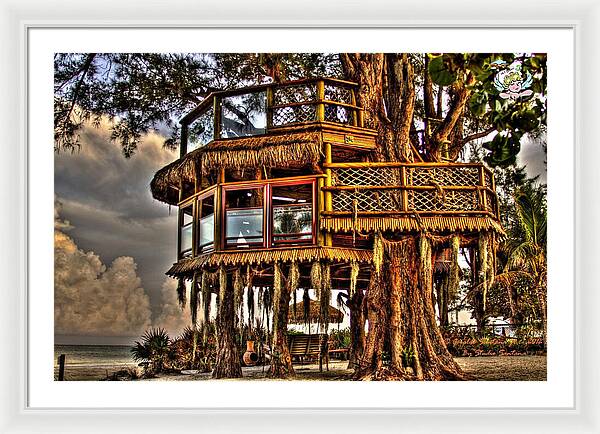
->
[57, 355, 546, 381]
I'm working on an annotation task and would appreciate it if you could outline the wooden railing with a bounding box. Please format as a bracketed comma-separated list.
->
[179, 78, 363, 156]
[321, 162, 499, 219]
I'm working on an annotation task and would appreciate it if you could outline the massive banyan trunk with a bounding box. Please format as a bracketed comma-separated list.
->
[355, 234, 467, 381]
[212, 266, 243, 379]
[268, 262, 295, 378]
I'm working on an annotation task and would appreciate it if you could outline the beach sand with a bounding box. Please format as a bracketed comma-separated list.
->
[55, 356, 546, 381]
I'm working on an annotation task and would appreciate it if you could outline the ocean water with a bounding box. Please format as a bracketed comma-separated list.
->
[54, 344, 137, 380]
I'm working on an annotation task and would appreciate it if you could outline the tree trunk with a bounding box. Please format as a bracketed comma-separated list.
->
[347, 289, 366, 369]
[212, 270, 243, 378]
[269, 282, 294, 378]
[342, 54, 467, 380]
[355, 236, 467, 380]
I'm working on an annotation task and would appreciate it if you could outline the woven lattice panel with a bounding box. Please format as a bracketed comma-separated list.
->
[272, 105, 316, 126]
[332, 190, 403, 212]
[409, 189, 479, 212]
[274, 84, 317, 105]
[485, 192, 497, 214]
[324, 104, 353, 124]
[407, 166, 480, 187]
[324, 84, 353, 104]
[332, 167, 402, 186]
[484, 171, 493, 188]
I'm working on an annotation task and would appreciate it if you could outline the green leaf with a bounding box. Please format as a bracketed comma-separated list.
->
[468, 91, 488, 117]
[428, 56, 457, 86]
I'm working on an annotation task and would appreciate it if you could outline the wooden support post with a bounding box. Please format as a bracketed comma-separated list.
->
[479, 166, 488, 213]
[317, 177, 326, 246]
[316, 80, 325, 122]
[57, 354, 66, 381]
[213, 96, 221, 140]
[324, 142, 333, 246]
[179, 124, 188, 158]
[215, 169, 225, 251]
[350, 88, 358, 127]
[266, 86, 274, 130]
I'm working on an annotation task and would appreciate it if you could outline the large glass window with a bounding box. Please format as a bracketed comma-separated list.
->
[187, 107, 214, 153]
[271, 183, 313, 246]
[179, 204, 193, 257]
[220, 92, 266, 139]
[224, 187, 264, 248]
[197, 194, 215, 253]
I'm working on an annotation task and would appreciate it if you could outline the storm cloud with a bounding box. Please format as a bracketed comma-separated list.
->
[54, 219, 153, 337]
[55, 117, 179, 328]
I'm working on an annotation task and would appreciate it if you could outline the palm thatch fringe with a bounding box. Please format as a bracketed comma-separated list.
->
[271, 263, 284, 341]
[176, 277, 186, 308]
[190, 272, 200, 326]
[150, 132, 322, 203]
[478, 231, 496, 312]
[319, 264, 332, 333]
[233, 267, 243, 327]
[373, 232, 384, 276]
[166, 247, 372, 276]
[288, 261, 300, 317]
[320, 216, 504, 234]
[419, 235, 433, 294]
[349, 260, 359, 298]
[200, 133, 322, 173]
[201, 271, 211, 342]
[310, 261, 323, 300]
[448, 235, 461, 300]
[302, 288, 311, 326]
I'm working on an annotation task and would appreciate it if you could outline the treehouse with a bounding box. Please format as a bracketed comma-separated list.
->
[150, 77, 502, 293]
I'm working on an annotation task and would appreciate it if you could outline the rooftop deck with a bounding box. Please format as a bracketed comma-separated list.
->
[179, 77, 369, 157]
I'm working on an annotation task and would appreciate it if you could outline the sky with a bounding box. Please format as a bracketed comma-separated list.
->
[54, 117, 547, 346]
[54, 118, 191, 345]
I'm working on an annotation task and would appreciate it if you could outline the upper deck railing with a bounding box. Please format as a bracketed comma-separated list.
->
[179, 78, 363, 157]
[322, 162, 499, 219]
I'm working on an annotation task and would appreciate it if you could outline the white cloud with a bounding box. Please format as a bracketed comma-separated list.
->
[152, 277, 192, 338]
[54, 229, 153, 337]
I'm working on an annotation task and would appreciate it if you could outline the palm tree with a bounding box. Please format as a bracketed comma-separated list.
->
[494, 183, 547, 338]
[131, 328, 171, 374]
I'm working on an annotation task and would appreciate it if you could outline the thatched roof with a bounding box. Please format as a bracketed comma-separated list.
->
[151, 131, 323, 204]
[320, 215, 504, 235]
[166, 246, 373, 277]
[288, 299, 344, 324]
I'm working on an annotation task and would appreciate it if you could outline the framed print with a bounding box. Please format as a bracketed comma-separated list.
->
[0, 0, 597, 433]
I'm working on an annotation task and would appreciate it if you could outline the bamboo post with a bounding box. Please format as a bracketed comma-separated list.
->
[350, 87, 358, 127]
[266, 86, 274, 130]
[215, 168, 225, 251]
[213, 96, 221, 139]
[324, 142, 333, 246]
[317, 177, 326, 246]
[177, 179, 183, 260]
[479, 166, 487, 212]
[57, 354, 66, 381]
[401, 166, 409, 211]
[316, 80, 325, 122]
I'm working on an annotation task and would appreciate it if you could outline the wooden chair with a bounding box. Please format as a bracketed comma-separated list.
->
[287, 333, 329, 372]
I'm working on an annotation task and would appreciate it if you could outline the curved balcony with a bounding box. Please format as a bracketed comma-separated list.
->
[178, 77, 369, 157]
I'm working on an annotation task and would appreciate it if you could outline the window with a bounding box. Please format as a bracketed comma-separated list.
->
[197, 193, 215, 253]
[224, 187, 264, 248]
[271, 183, 313, 246]
[220, 92, 266, 139]
[187, 107, 214, 153]
[179, 204, 193, 258]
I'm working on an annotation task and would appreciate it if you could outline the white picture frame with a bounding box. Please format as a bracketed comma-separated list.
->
[1, 0, 597, 432]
